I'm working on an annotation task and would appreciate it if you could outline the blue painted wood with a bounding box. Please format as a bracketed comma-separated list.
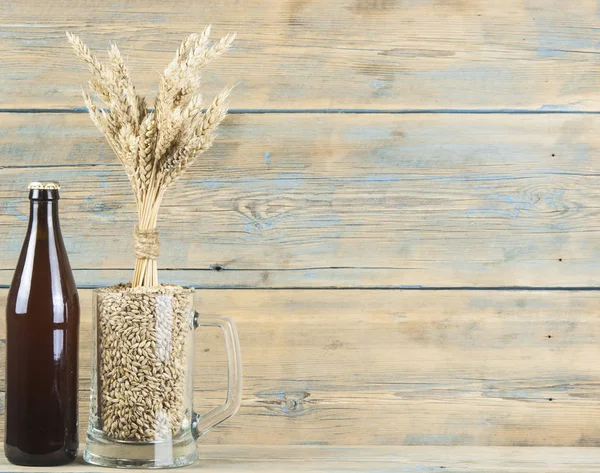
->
[2, 289, 600, 447]
[3, 269, 600, 290]
[1, 0, 598, 455]
[3, 0, 600, 110]
[1, 112, 599, 287]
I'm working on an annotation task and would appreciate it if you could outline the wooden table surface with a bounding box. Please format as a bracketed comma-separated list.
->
[2, 447, 600, 472]
[2, 0, 600, 469]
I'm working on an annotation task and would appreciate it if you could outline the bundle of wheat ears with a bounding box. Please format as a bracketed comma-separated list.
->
[67, 28, 235, 287]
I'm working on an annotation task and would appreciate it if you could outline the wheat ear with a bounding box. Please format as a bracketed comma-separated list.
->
[67, 29, 235, 287]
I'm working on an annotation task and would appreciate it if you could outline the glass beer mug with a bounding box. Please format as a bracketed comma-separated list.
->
[83, 287, 242, 468]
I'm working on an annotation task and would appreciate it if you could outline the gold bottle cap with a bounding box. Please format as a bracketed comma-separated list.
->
[28, 181, 61, 190]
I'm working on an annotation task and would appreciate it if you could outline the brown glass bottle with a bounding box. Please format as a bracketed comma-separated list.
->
[5, 182, 79, 466]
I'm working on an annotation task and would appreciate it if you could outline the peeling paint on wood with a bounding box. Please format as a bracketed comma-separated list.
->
[1, 113, 600, 287]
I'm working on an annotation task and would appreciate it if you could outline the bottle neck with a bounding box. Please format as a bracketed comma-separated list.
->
[28, 188, 60, 231]
[12, 190, 68, 316]
[28, 199, 60, 238]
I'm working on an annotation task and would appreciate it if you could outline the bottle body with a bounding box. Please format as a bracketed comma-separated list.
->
[4, 185, 79, 466]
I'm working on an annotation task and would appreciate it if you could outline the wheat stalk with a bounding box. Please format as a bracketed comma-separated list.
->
[67, 30, 234, 287]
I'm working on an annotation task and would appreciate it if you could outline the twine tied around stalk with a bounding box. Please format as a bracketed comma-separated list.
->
[133, 226, 160, 260]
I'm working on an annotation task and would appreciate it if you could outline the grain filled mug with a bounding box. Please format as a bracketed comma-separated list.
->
[83, 285, 242, 468]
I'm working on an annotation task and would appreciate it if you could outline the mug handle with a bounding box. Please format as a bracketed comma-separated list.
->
[191, 312, 243, 438]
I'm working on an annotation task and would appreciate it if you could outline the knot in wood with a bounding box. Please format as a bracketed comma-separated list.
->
[133, 226, 160, 260]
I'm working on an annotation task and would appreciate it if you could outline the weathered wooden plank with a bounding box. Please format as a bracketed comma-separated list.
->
[3, 0, 600, 109]
[1, 113, 600, 287]
[2, 447, 600, 473]
[1, 289, 600, 446]
[0, 268, 501, 289]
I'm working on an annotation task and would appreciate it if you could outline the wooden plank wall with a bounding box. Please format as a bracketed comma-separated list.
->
[2, 0, 600, 447]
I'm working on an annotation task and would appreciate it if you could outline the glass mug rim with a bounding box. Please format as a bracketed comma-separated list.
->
[94, 285, 196, 295]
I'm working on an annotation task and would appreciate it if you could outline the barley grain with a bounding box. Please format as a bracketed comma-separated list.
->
[95, 284, 193, 441]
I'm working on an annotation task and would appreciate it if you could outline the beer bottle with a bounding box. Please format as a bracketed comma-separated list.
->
[5, 182, 79, 466]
